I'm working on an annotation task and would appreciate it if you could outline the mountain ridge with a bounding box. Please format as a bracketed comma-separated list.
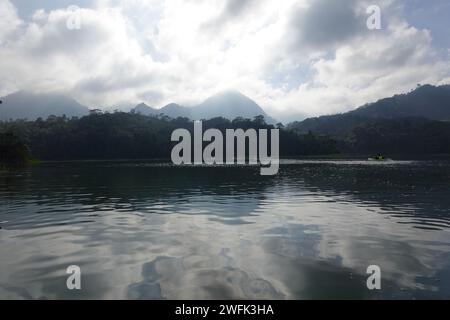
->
[0, 91, 90, 121]
[0, 90, 276, 123]
[288, 84, 450, 137]
[3, 85, 450, 127]
[132, 91, 277, 123]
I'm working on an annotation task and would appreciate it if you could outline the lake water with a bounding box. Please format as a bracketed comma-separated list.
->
[0, 160, 449, 299]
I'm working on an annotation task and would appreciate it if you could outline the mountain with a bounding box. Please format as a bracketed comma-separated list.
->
[289, 84, 450, 137]
[132, 91, 276, 123]
[353, 84, 450, 120]
[134, 103, 191, 118]
[160, 103, 192, 119]
[192, 91, 276, 123]
[0, 91, 89, 121]
[133, 103, 158, 116]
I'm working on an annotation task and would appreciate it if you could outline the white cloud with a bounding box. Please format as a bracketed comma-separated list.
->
[0, 0, 22, 45]
[276, 20, 450, 116]
[0, 0, 449, 119]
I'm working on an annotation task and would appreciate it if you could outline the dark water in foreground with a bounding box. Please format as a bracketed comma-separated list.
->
[0, 160, 449, 300]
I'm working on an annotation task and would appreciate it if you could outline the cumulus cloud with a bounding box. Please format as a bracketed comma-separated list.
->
[0, 0, 22, 44]
[277, 19, 450, 116]
[0, 3, 162, 106]
[288, 0, 363, 51]
[0, 0, 449, 119]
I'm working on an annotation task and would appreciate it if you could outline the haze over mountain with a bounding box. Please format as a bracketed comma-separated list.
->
[0, 91, 90, 121]
[289, 84, 450, 137]
[159, 103, 193, 119]
[1, 90, 276, 123]
[132, 91, 277, 123]
[133, 103, 158, 116]
[3, 85, 450, 130]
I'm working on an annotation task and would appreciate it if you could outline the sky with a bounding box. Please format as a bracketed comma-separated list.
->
[1, 0, 449, 120]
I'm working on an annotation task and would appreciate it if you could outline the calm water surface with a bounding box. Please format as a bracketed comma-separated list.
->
[0, 160, 449, 299]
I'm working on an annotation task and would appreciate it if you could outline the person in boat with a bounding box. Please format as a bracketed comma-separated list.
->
[369, 154, 386, 161]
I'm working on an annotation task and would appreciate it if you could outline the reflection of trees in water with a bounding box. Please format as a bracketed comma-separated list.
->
[281, 163, 450, 228]
[2, 162, 450, 229]
[4, 163, 277, 216]
[0, 163, 279, 228]
[79, 164, 279, 218]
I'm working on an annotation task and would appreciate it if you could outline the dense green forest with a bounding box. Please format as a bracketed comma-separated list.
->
[3, 84, 450, 165]
[3, 108, 450, 167]
[288, 116, 450, 155]
[0, 113, 338, 163]
[0, 131, 33, 168]
[287, 84, 450, 155]
[344, 118, 450, 154]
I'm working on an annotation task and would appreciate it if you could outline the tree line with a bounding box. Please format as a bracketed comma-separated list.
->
[0, 113, 338, 165]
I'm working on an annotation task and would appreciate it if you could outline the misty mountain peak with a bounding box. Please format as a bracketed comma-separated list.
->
[135, 102, 152, 109]
[0, 91, 89, 121]
[194, 91, 274, 122]
[133, 103, 157, 116]
[131, 92, 275, 123]
[163, 103, 184, 110]
[202, 90, 257, 107]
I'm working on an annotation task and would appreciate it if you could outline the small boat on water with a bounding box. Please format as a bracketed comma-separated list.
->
[368, 155, 391, 161]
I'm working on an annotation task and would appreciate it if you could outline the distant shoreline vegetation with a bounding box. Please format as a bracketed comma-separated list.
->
[170, 121, 281, 175]
[2, 109, 450, 167]
[0, 131, 34, 169]
[2, 84, 450, 165]
[287, 84, 450, 155]
[0, 113, 338, 164]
